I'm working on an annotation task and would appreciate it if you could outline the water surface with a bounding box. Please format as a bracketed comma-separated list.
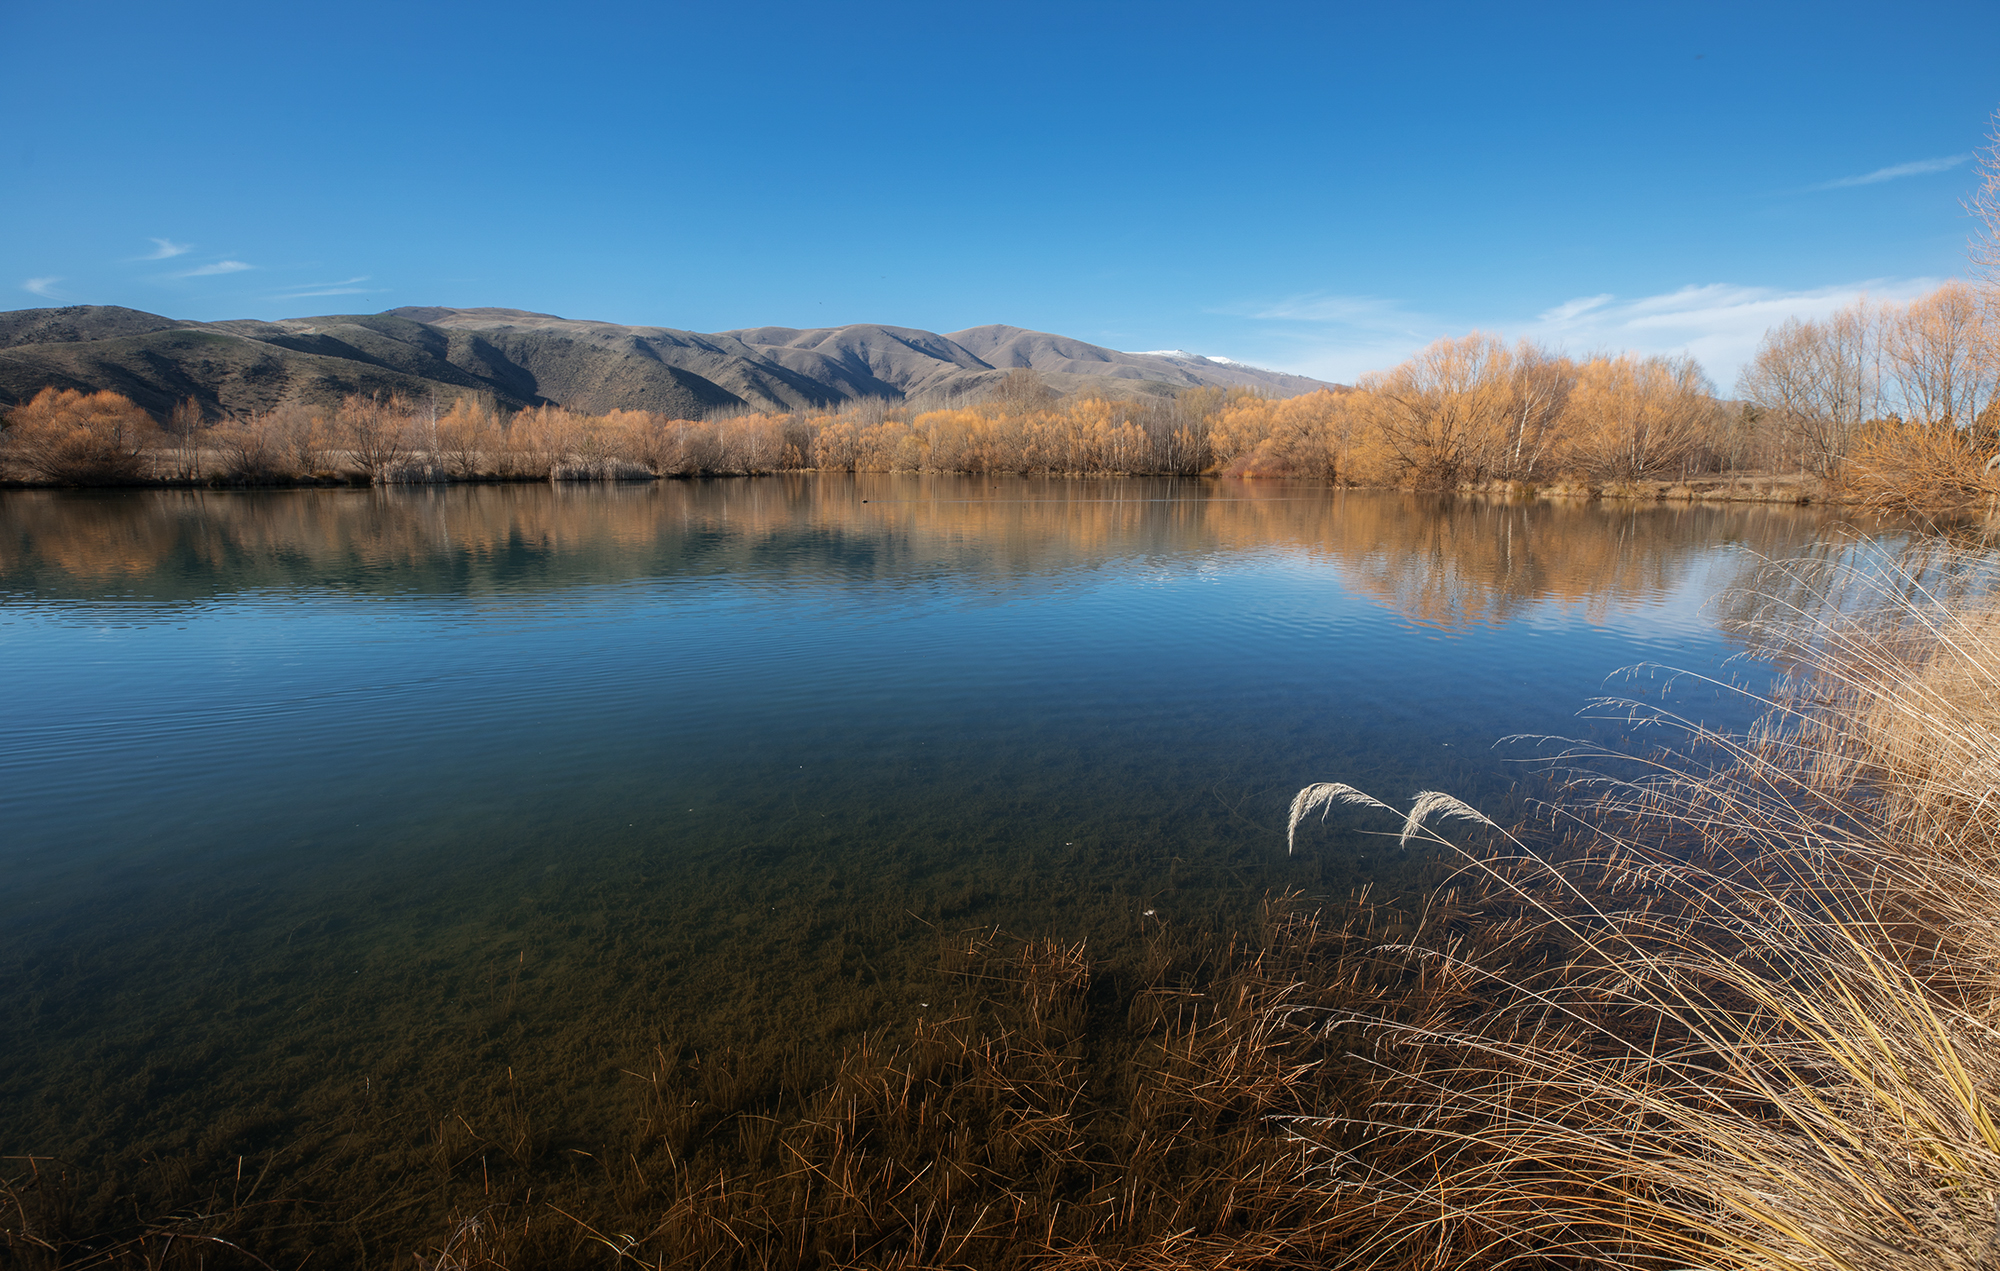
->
[0, 476, 1871, 1250]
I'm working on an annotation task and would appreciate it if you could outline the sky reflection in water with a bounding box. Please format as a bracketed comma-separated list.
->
[0, 476, 1875, 1184]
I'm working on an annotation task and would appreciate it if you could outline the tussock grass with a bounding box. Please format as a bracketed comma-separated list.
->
[1275, 534, 2000, 1270]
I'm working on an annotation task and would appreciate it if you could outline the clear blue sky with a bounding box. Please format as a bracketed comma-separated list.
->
[4, 0, 1995, 385]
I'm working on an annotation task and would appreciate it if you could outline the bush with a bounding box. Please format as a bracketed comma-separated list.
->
[1, 387, 157, 484]
[1842, 416, 1997, 513]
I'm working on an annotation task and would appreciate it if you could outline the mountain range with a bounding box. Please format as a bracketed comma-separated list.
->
[0, 305, 1334, 420]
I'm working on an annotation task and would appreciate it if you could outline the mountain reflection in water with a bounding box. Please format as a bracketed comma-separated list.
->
[1, 476, 1856, 626]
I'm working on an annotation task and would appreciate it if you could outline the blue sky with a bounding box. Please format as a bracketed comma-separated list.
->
[3, 0, 1995, 385]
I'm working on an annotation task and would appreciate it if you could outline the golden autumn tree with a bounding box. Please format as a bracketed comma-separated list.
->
[2, 387, 158, 484]
[1564, 353, 1717, 481]
[1358, 334, 1513, 486]
[435, 397, 502, 477]
[1488, 340, 1576, 481]
[1207, 390, 1352, 478]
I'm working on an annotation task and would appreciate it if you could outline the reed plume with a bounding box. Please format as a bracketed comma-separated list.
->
[1283, 533, 2000, 1271]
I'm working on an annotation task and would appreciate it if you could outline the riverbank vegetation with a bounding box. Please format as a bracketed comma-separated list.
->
[4, 283, 1994, 509]
[1277, 536, 2000, 1270]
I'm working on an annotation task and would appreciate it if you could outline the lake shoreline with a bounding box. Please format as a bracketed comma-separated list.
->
[0, 468, 1909, 509]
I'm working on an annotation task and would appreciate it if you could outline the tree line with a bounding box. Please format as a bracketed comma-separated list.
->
[3, 284, 1995, 504]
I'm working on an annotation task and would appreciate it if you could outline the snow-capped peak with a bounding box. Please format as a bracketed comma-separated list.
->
[1137, 349, 1243, 367]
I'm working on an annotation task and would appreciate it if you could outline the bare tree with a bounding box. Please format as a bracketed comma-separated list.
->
[270, 403, 332, 475]
[165, 396, 204, 478]
[1972, 106, 2000, 289]
[1736, 302, 1882, 476]
[339, 393, 413, 480]
[214, 412, 285, 479]
[1882, 281, 1997, 429]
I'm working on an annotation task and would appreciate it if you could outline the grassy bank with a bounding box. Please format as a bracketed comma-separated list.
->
[1283, 532, 2000, 1269]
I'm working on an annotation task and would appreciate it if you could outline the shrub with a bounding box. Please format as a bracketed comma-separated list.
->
[1843, 416, 1997, 513]
[1, 387, 157, 484]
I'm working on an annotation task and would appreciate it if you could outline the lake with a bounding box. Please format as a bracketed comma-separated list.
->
[0, 476, 1873, 1259]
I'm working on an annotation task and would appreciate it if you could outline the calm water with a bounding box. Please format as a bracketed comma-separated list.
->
[0, 476, 1871, 1242]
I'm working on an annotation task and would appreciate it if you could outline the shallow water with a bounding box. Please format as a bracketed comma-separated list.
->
[0, 476, 1874, 1249]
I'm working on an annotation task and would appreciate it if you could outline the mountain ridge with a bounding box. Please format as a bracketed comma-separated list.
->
[0, 304, 1337, 421]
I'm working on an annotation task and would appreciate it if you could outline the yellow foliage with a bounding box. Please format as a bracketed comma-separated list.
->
[435, 398, 501, 477]
[1560, 354, 1715, 481]
[2, 387, 157, 483]
[1844, 417, 1999, 513]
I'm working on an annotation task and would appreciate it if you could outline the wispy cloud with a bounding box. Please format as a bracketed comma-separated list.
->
[1538, 294, 1613, 324]
[1525, 278, 1942, 383]
[23, 276, 62, 298]
[175, 259, 254, 278]
[1236, 292, 1424, 329]
[1216, 291, 1443, 381]
[1209, 277, 1951, 386]
[276, 276, 378, 299]
[1812, 154, 1971, 191]
[139, 237, 192, 260]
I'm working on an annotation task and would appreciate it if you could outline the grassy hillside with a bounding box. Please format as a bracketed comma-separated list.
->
[0, 305, 1337, 422]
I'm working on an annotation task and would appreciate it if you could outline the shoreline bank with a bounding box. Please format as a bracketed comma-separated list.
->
[0, 469, 1915, 508]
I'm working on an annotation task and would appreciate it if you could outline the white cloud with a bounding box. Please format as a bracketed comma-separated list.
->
[1213, 278, 1954, 386]
[1812, 154, 1971, 190]
[1214, 291, 1441, 382]
[1240, 293, 1421, 327]
[175, 259, 253, 278]
[276, 276, 378, 299]
[1537, 294, 1613, 324]
[1523, 278, 1942, 384]
[23, 276, 61, 298]
[140, 237, 192, 260]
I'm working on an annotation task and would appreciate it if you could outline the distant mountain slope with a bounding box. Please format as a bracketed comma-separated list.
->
[0, 304, 195, 349]
[0, 304, 1337, 420]
[722, 324, 1000, 401]
[946, 325, 1333, 396]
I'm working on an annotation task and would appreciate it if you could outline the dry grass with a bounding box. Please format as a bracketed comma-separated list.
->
[1273, 533, 2000, 1270]
[1, 1152, 292, 1270]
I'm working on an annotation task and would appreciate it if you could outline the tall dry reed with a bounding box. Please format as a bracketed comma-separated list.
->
[1282, 533, 2000, 1270]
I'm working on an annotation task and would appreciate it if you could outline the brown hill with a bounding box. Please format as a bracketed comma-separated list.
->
[945, 325, 1333, 397]
[0, 305, 1337, 421]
